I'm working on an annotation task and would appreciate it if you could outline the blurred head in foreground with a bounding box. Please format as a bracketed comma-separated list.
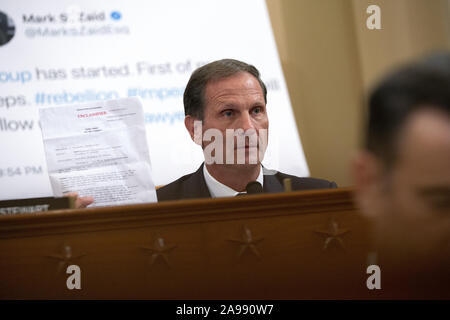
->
[352, 52, 450, 291]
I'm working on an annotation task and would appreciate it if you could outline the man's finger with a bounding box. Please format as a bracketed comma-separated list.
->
[64, 192, 94, 209]
[76, 196, 94, 208]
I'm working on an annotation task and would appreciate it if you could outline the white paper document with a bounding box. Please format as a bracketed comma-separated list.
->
[39, 97, 157, 207]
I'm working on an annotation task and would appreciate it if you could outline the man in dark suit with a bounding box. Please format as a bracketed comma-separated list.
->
[74, 59, 335, 207]
[157, 59, 336, 201]
[157, 163, 336, 201]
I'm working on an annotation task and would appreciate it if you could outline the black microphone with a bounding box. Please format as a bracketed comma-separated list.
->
[245, 181, 263, 194]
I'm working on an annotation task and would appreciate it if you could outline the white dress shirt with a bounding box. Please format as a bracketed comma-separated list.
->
[203, 165, 264, 198]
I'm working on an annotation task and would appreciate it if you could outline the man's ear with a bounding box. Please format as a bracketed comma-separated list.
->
[351, 150, 386, 218]
[184, 115, 202, 145]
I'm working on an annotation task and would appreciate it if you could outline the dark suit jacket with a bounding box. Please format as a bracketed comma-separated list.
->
[157, 164, 337, 202]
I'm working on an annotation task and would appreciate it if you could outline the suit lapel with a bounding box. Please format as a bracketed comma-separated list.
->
[183, 163, 211, 199]
[263, 171, 284, 194]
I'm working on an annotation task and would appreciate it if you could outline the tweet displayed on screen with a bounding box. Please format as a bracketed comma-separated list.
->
[0, 0, 308, 201]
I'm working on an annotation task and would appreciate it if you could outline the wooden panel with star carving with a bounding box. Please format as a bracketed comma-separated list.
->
[0, 187, 374, 299]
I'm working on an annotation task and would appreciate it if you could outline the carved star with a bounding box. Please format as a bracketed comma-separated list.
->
[228, 226, 264, 259]
[46, 244, 86, 273]
[141, 237, 177, 268]
[314, 219, 350, 251]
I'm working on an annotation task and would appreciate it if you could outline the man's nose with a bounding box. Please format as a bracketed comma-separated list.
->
[238, 112, 255, 131]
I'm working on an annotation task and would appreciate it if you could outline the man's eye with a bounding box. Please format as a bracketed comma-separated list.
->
[252, 107, 262, 114]
[223, 110, 233, 117]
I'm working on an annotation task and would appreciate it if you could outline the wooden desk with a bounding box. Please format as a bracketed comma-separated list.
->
[0, 188, 375, 299]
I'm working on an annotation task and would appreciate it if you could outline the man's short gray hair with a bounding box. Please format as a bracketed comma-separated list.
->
[183, 59, 267, 119]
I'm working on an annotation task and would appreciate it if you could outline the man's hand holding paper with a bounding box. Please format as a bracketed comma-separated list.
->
[39, 97, 157, 208]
